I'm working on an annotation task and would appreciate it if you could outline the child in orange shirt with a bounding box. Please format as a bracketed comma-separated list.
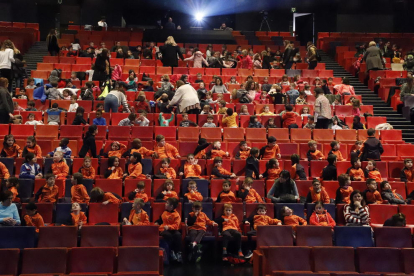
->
[156, 179, 179, 201]
[0, 161, 10, 179]
[401, 158, 414, 183]
[259, 136, 281, 159]
[51, 151, 69, 180]
[154, 197, 182, 263]
[281, 206, 307, 237]
[78, 156, 96, 179]
[35, 174, 59, 203]
[309, 201, 336, 229]
[124, 138, 156, 158]
[71, 202, 87, 228]
[6, 177, 19, 203]
[158, 158, 177, 179]
[127, 181, 149, 203]
[362, 178, 383, 204]
[335, 173, 354, 204]
[187, 201, 217, 262]
[123, 198, 150, 225]
[211, 157, 236, 179]
[262, 158, 282, 181]
[71, 172, 90, 203]
[184, 180, 203, 202]
[90, 187, 121, 204]
[364, 160, 383, 183]
[24, 202, 44, 232]
[125, 152, 148, 180]
[104, 156, 124, 179]
[208, 141, 229, 159]
[236, 177, 263, 203]
[154, 135, 180, 159]
[194, 138, 210, 159]
[329, 141, 344, 161]
[306, 179, 330, 204]
[307, 140, 325, 160]
[1, 134, 22, 158]
[235, 141, 251, 160]
[179, 154, 202, 179]
[245, 204, 281, 232]
[23, 136, 42, 159]
[281, 105, 300, 128]
[217, 180, 237, 203]
[215, 203, 245, 261]
[346, 157, 365, 181]
[100, 141, 127, 158]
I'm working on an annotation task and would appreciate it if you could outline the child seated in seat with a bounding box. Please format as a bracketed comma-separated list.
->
[303, 115, 316, 129]
[19, 152, 42, 180]
[23, 136, 42, 159]
[124, 138, 156, 159]
[380, 181, 406, 205]
[238, 105, 250, 116]
[350, 140, 363, 161]
[46, 103, 63, 125]
[208, 141, 229, 159]
[123, 198, 150, 226]
[25, 101, 37, 111]
[90, 187, 121, 204]
[48, 138, 72, 159]
[50, 151, 69, 180]
[125, 152, 149, 180]
[155, 197, 183, 263]
[187, 201, 217, 262]
[362, 178, 383, 204]
[184, 180, 203, 202]
[128, 181, 149, 203]
[24, 113, 44, 129]
[248, 115, 263, 128]
[71, 202, 87, 229]
[200, 104, 214, 115]
[259, 136, 281, 160]
[235, 141, 251, 160]
[346, 157, 365, 181]
[216, 180, 237, 203]
[215, 203, 245, 261]
[296, 91, 307, 105]
[329, 141, 344, 161]
[236, 177, 263, 203]
[6, 177, 19, 203]
[179, 112, 198, 127]
[211, 157, 236, 179]
[245, 204, 281, 232]
[262, 158, 282, 181]
[306, 179, 330, 204]
[154, 134, 180, 159]
[159, 112, 175, 126]
[281, 105, 300, 129]
[259, 105, 274, 116]
[202, 114, 216, 127]
[71, 172, 90, 204]
[335, 173, 353, 204]
[135, 92, 150, 113]
[300, 106, 311, 119]
[45, 82, 63, 100]
[321, 154, 337, 181]
[92, 110, 107, 125]
[194, 138, 210, 159]
[401, 158, 414, 183]
[136, 112, 150, 126]
[222, 108, 238, 128]
[72, 106, 87, 125]
[217, 100, 228, 115]
[364, 160, 383, 183]
[100, 141, 127, 158]
[309, 201, 336, 229]
[156, 179, 179, 201]
[104, 156, 124, 179]
[35, 173, 59, 203]
[290, 154, 307, 180]
[303, 84, 312, 96]
[307, 140, 325, 161]
[179, 154, 202, 179]
[78, 156, 95, 179]
[156, 158, 177, 179]
[281, 206, 307, 237]
[24, 202, 44, 232]
[259, 91, 269, 104]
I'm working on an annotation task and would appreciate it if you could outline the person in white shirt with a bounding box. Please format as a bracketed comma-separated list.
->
[71, 39, 81, 51]
[25, 113, 44, 129]
[69, 95, 79, 112]
[0, 40, 16, 92]
[98, 19, 107, 30]
[136, 112, 150, 126]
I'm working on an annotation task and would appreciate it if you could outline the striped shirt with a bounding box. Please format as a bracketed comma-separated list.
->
[343, 204, 370, 226]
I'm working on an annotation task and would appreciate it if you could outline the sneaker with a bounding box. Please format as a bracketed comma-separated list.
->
[170, 251, 177, 262]
[245, 250, 253, 259]
[176, 251, 183, 263]
[195, 244, 203, 263]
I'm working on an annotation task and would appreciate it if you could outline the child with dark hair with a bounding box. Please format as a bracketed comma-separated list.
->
[281, 105, 300, 128]
[158, 158, 177, 179]
[321, 154, 337, 181]
[262, 158, 281, 181]
[194, 138, 210, 159]
[19, 152, 42, 179]
[235, 141, 251, 160]
[281, 206, 307, 236]
[329, 141, 344, 161]
[45, 82, 63, 100]
[104, 156, 124, 179]
[222, 108, 238, 128]
[335, 174, 353, 204]
[24, 202, 44, 232]
[306, 180, 330, 204]
[360, 128, 383, 161]
[401, 158, 414, 182]
[135, 93, 150, 113]
[6, 177, 19, 202]
[101, 141, 127, 158]
[259, 136, 281, 159]
[216, 180, 237, 203]
[290, 154, 307, 180]
[362, 179, 383, 204]
[72, 106, 87, 125]
[236, 177, 263, 203]
[124, 138, 156, 158]
[248, 115, 263, 128]
[179, 113, 198, 127]
[346, 158, 365, 181]
[380, 181, 405, 205]
[25, 101, 37, 111]
[125, 152, 148, 180]
[246, 147, 262, 179]
[46, 103, 63, 125]
[23, 136, 42, 159]
[128, 181, 149, 203]
[364, 160, 383, 182]
[212, 157, 236, 179]
[307, 140, 325, 160]
[35, 174, 59, 203]
[1, 134, 22, 158]
[71, 172, 90, 203]
[184, 181, 203, 202]
[48, 137, 72, 158]
[90, 187, 121, 204]
[123, 198, 150, 225]
[309, 201, 335, 229]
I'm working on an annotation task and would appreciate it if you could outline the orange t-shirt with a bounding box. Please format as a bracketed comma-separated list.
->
[158, 210, 181, 232]
[185, 191, 203, 202]
[183, 163, 202, 178]
[107, 166, 124, 179]
[25, 145, 42, 159]
[188, 211, 214, 231]
[221, 214, 241, 232]
[253, 215, 281, 230]
[71, 184, 90, 203]
[131, 147, 155, 158]
[2, 144, 22, 158]
[126, 162, 146, 179]
[160, 167, 177, 179]
[283, 215, 307, 231]
[24, 213, 44, 232]
[129, 209, 150, 225]
[52, 161, 69, 179]
[71, 211, 87, 227]
[38, 185, 59, 203]
[262, 145, 280, 159]
[79, 166, 95, 179]
[309, 186, 330, 203]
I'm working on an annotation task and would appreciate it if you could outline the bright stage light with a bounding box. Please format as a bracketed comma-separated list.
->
[195, 12, 204, 22]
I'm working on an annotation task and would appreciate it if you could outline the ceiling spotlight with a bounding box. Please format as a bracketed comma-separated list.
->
[195, 12, 204, 22]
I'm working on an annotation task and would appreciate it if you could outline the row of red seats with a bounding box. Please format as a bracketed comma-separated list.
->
[0, 246, 160, 276]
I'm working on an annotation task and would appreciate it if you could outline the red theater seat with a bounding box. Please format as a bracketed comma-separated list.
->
[0, 248, 19, 276]
[21, 248, 67, 275]
[117, 246, 160, 275]
[38, 226, 78, 248]
[69, 247, 116, 274]
[313, 246, 356, 273]
[80, 225, 119, 247]
[263, 246, 312, 276]
[357, 247, 403, 273]
[374, 226, 412, 248]
[296, 226, 333, 246]
[88, 203, 119, 225]
[369, 204, 398, 227]
[122, 225, 159, 246]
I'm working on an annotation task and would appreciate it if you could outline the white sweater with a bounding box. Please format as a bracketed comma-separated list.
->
[0, 49, 15, 69]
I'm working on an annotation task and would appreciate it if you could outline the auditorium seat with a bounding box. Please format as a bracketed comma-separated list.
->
[335, 129, 357, 143]
[107, 126, 131, 140]
[246, 128, 267, 142]
[357, 247, 403, 273]
[21, 202, 53, 224]
[88, 203, 119, 225]
[17, 179, 34, 203]
[122, 225, 159, 246]
[11, 124, 34, 139]
[95, 179, 123, 197]
[312, 129, 334, 143]
[223, 127, 244, 142]
[60, 125, 84, 140]
[38, 226, 78, 248]
[80, 225, 119, 247]
[21, 248, 67, 275]
[313, 246, 356, 273]
[310, 160, 328, 178]
[374, 227, 412, 248]
[296, 226, 333, 246]
[117, 246, 160, 275]
[381, 129, 403, 144]
[268, 128, 290, 143]
[68, 247, 116, 274]
[0, 226, 36, 249]
[154, 126, 176, 141]
[131, 126, 154, 141]
[256, 225, 294, 247]
[334, 226, 373, 247]
[401, 248, 414, 274]
[396, 144, 414, 160]
[397, 205, 414, 228]
[290, 129, 312, 143]
[0, 248, 19, 276]
[278, 143, 299, 159]
[369, 204, 398, 227]
[263, 246, 312, 276]
[178, 127, 199, 141]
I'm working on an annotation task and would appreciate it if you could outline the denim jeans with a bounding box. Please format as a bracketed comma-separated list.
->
[104, 94, 119, 113]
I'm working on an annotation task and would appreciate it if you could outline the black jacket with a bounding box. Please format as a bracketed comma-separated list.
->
[321, 164, 337, 181]
[361, 136, 384, 161]
[159, 44, 184, 67]
[93, 54, 110, 82]
[79, 133, 97, 158]
[245, 156, 260, 179]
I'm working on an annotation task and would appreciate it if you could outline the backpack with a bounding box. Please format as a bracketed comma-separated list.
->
[315, 50, 322, 62]
[236, 89, 250, 103]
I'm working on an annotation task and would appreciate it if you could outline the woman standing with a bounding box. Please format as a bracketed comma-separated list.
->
[167, 80, 200, 114]
[266, 170, 299, 203]
[79, 125, 98, 158]
[46, 29, 59, 56]
[0, 78, 14, 124]
[93, 49, 111, 84]
[343, 190, 370, 226]
[363, 41, 384, 72]
[104, 82, 130, 113]
[314, 88, 332, 129]
[159, 36, 184, 68]
[0, 40, 16, 92]
[0, 190, 21, 226]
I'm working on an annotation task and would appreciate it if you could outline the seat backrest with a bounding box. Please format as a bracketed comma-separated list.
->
[121, 225, 159, 246]
[402, 248, 414, 274]
[313, 246, 355, 272]
[21, 248, 67, 274]
[334, 226, 373, 247]
[81, 225, 119, 247]
[0, 248, 19, 275]
[357, 247, 403, 273]
[118, 246, 159, 273]
[0, 226, 36, 249]
[374, 226, 412, 248]
[296, 226, 333, 246]
[88, 203, 119, 224]
[265, 246, 312, 274]
[257, 226, 294, 247]
[369, 204, 398, 225]
[38, 226, 78, 247]
[69, 247, 116, 273]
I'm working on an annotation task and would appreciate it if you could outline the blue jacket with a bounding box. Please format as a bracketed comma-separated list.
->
[33, 83, 49, 103]
[19, 162, 41, 179]
[93, 117, 107, 126]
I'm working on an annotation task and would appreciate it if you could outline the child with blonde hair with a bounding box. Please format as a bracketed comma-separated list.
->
[123, 198, 150, 225]
[51, 151, 69, 180]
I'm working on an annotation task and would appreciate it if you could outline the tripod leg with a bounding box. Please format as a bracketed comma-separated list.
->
[266, 20, 271, 32]
[259, 19, 264, 31]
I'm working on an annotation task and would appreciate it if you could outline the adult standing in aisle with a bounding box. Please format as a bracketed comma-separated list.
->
[307, 41, 318, 70]
[314, 88, 332, 129]
[0, 78, 14, 124]
[46, 29, 59, 56]
[159, 36, 184, 68]
[0, 40, 16, 93]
